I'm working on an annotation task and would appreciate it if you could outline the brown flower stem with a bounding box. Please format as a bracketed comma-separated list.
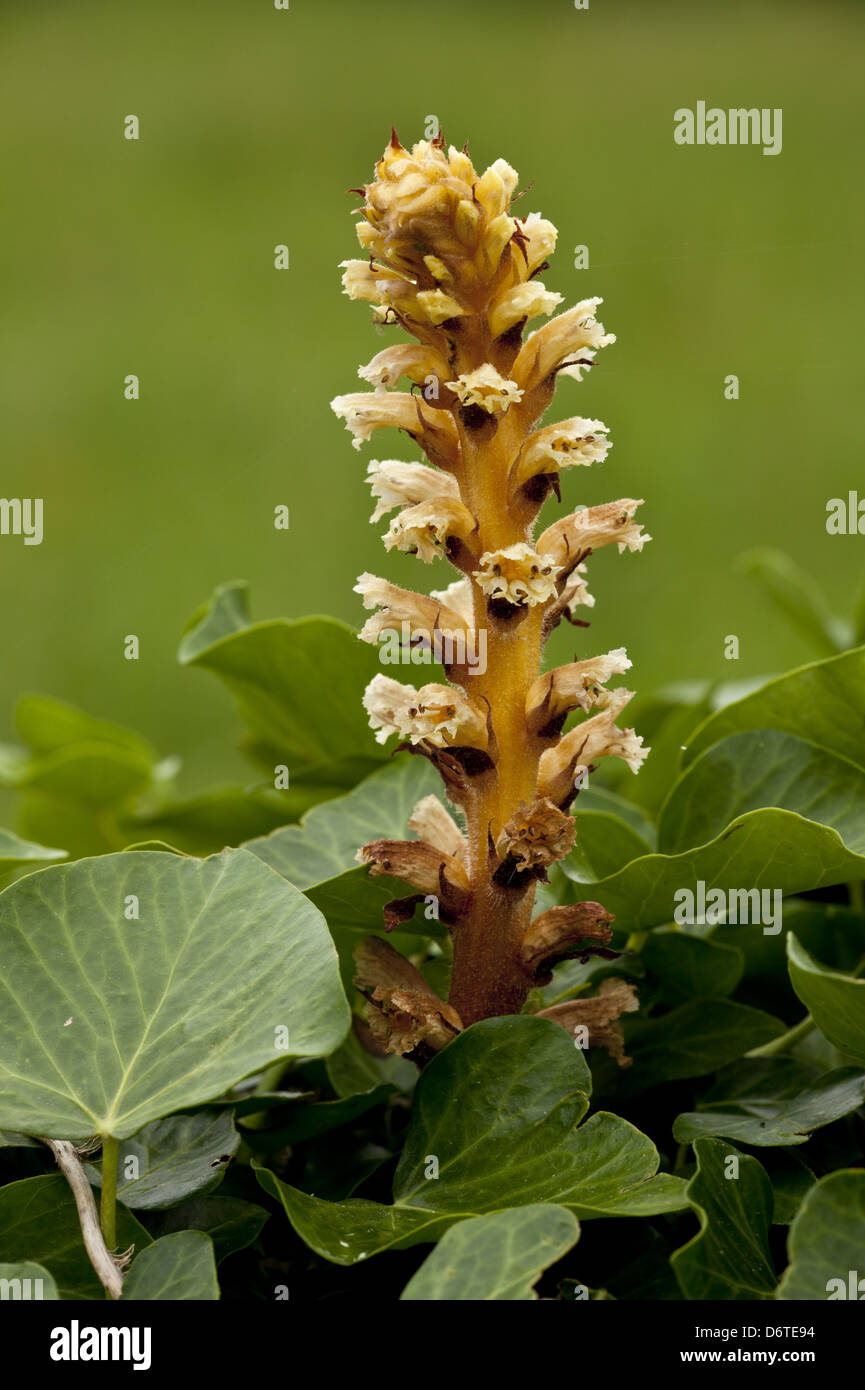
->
[340, 135, 649, 1047]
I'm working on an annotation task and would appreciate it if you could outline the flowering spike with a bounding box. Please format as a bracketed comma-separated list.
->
[335, 133, 649, 1034]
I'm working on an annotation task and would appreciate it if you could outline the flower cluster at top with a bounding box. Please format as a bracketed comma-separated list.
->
[332, 132, 649, 796]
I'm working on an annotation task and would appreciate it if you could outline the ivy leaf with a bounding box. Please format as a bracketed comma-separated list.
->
[567, 811, 652, 882]
[659, 730, 865, 855]
[0, 827, 66, 888]
[178, 581, 386, 790]
[737, 547, 850, 655]
[673, 1059, 865, 1146]
[244, 758, 448, 936]
[0, 695, 156, 806]
[325, 1026, 417, 1098]
[255, 1017, 687, 1265]
[606, 1001, 784, 1094]
[400, 1204, 579, 1301]
[684, 646, 865, 768]
[563, 808, 865, 931]
[246, 1085, 394, 1152]
[0, 1262, 59, 1299]
[244, 758, 440, 889]
[787, 934, 865, 1065]
[619, 687, 713, 815]
[0, 1175, 151, 1300]
[128, 786, 291, 858]
[764, 1149, 816, 1226]
[120, 1231, 219, 1300]
[778, 1170, 865, 1299]
[86, 1111, 240, 1209]
[641, 932, 744, 1003]
[672, 1139, 776, 1300]
[0, 849, 349, 1139]
[142, 1195, 268, 1264]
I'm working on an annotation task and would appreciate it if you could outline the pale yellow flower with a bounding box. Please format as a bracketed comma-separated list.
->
[429, 577, 475, 626]
[512, 298, 615, 393]
[539, 500, 650, 566]
[527, 648, 632, 721]
[363, 673, 487, 749]
[473, 543, 561, 607]
[384, 497, 477, 563]
[489, 282, 563, 339]
[446, 364, 524, 415]
[354, 573, 470, 646]
[358, 344, 449, 392]
[365, 460, 459, 523]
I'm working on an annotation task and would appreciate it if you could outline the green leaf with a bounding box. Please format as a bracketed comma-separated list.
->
[246, 759, 449, 940]
[738, 547, 850, 655]
[247, 1086, 394, 1151]
[567, 811, 653, 882]
[660, 731, 865, 855]
[619, 690, 713, 815]
[672, 1139, 776, 1300]
[0, 1262, 59, 1299]
[685, 646, 865, 769]
[142, 1195, 268, 1264]
[673, 1059, 865, 1146]
[178, 582, 386, 789]
[325, 1026, 417, 1098]
[120, 1231, 219, 1300]
[400, 1204, 579, 1301]
[244, 758, 442, 890]
[787, 934, 865, 1065]
[564, 808, 865, 931]
[778, 1170, 865, 1299]
[87, 1110, 240, 1209]
[0, 1175, 151, 1299]
[0, 827, 66, 887]
[642, 931, 744, 1003]
[255, 1017, 687, 1265]
[128, 786, 292, 858]
[0, 695, 156, 806]
[764, 1149, 816, 1226]
[611, 1001, 784, 1093]
[0, 848, 349, 1139]
[571, 786, 656, 847]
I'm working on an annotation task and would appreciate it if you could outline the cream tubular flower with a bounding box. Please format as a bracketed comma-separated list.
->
[512, 299, 616, 394]
[363, 673, 487, 749]
[518, 212, 558, 276]
[538, 499, 650, 567]
[515, 418, 611, 490]
[339, 259, 414, 307]
[538, 686, 649, 802]
[358, 344, 449, 392]
[384, 497, 477, 563]
[446, 364, 524, 416]
[488, 282, 563, 339]
[331, 392, 457, 459]
[473, 543, 561, 608]
[408, 795, 468, 863]
[527, 648, 632, 723]
[354, 573, 471, 646]
[366, 460, 459, 522]
[429, 577, 475, 626]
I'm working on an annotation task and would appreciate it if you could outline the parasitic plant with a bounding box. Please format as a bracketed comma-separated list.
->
[333, 132, 650, 1051]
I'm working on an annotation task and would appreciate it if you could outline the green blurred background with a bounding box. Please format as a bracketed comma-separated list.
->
[2, 0, 863, 795]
